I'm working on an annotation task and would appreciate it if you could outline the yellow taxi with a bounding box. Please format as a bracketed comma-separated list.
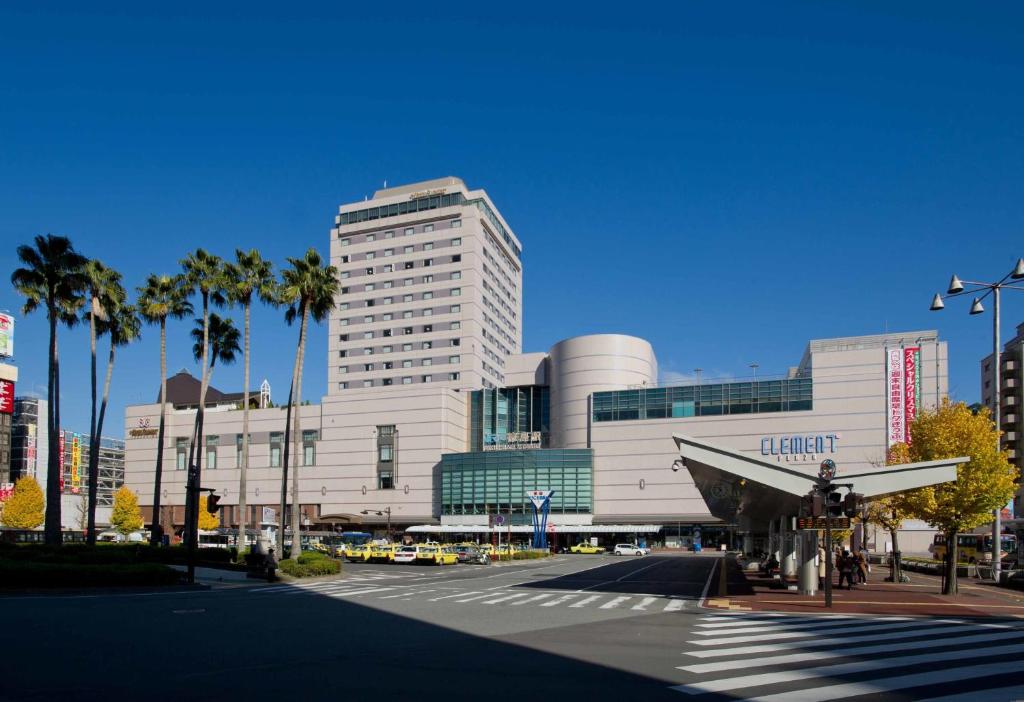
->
[477, 543, 496, 557]
[369, 543, 401, 563]
[570, 542, 604, 554]
[344, 543, 373, 563]
[416, 545, 459, 565]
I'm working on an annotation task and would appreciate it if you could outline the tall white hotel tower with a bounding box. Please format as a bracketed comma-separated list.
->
[329, 177, 523, 393]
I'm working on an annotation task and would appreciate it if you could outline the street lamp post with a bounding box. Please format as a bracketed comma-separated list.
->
[360, 507, 392, 540]
[931, 257, 1024, 582]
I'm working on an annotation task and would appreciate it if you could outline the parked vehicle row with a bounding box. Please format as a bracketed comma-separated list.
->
[567, 542, 650, 556]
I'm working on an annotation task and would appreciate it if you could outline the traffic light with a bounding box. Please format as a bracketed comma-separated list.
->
[207, 493, 221, 514]
[826, 491, 844, 518]
[843, 492, 864, 518]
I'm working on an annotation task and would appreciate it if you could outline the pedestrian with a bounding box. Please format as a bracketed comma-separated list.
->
[817, 544, 827, 589]
[838, 549, 855, 589]
[856, 549, 869, 584]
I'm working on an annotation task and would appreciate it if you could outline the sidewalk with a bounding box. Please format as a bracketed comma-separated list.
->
[169, 565, 264, 587]
[703, 557, 1024, 617]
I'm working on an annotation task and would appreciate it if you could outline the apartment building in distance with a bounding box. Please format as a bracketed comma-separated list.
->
[982, 321, 1024, 516]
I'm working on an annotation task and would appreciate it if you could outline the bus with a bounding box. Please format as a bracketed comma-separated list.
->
[931, 533, 1017, 564]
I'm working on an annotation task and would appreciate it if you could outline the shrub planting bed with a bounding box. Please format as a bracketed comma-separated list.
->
[278, 551, 342, 578]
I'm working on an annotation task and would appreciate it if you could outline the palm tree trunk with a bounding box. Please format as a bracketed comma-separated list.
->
[150, 319, 168, 546]
[45, 310, 61, 546]
[88, 342, 116, 539]
[238, 302, 251, 555]
[278, 305, 304, 558]
[289, 307, 309, 558]
[86, 300, 98, 545]
[278, 378, 295, 558]
[187, 293, 211, 561]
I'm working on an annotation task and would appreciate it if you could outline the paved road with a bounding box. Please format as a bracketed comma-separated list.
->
[3, 553, 1024, 701]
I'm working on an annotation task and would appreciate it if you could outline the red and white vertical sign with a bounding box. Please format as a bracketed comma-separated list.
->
[886, 349, 905, 447]
[887, 347, 923, 447]
[0, 379, 13, 414]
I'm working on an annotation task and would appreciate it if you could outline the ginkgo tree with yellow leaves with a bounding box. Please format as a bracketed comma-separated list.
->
[1, 476, 45, 529]
[110, 486, 144, 539]
[891, 400, 1018, 595]
[198, 494, 220, 531]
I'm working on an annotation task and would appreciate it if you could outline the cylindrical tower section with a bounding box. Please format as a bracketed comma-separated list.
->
[548, 334, 657, 449]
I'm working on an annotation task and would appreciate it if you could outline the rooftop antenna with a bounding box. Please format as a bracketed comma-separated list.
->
[383, 179, 388, 189]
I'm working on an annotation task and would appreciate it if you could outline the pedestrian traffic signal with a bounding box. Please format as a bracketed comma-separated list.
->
[826, 491, 844, 518]
[843, 492, 864, 518]
[207, 493, 221, 514]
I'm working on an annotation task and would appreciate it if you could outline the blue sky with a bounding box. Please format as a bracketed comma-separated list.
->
[1, 2, 1022, 437]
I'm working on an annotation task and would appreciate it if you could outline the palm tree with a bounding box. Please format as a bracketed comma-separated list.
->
[223, 250, 277, 551]
[179, 249, 224, 553]
[277, 249, 338, 558]
[137, 274, 193, 545]
[82, 260, 127, 545]
[11, 235, 88, 545]
[88, 303, 141, 540]
[189, 313, 240, 384]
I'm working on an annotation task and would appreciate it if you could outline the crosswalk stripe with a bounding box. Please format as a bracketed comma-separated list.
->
[511, 593, 555, 606]
[378, 590, 427, 599]
[663, 599, 686, 612]
[696, 615, 848, 628]
[632, 597, 658, 611]
[541, 594, 580, 607]
[679, 628, 1024, 674]
[430, 591, 482, 601]
[600, 596, 632, 610]
[737, 660, 1024, 702]
[683, 622, 991, 658]
[323, 587, 394, 598]
[671, 641, 1024, 695]
[400, 589, 438, 599]
[699, 614, 786, 622]
[482, 593, 532, 605]
[455, 592, 503, 603]
[569, 595, 601, 608]
[691, 618, 959, 646]
[693, 616, 907, 635]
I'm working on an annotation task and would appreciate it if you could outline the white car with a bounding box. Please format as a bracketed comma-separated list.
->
[393, 545, 420, 564]
[613, 543, 650, 556]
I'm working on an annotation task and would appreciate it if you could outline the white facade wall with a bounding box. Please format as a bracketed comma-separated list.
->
[584, 332, 947, 524]
[548, 334, 657, 449]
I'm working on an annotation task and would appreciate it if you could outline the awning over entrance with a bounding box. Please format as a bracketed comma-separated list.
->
[406, 524, 663, 534]
[672, 433, 967, 529]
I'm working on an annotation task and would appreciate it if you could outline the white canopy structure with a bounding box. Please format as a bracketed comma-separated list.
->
[672, 433, 967, 530]
[406, 524, 662, 534]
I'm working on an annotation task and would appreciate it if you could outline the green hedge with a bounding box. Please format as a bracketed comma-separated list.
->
[0, 559, 180, 588]
[279, 551, 342, 578]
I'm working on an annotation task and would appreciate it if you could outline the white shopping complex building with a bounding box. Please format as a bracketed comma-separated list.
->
[123, 177, 950, 552]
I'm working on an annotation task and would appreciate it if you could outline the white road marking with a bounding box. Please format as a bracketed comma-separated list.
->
[600, 596, 632, 610]
[429, 591, 482, 601]
[663, 598, 686, 612]
[510, 593, 555, 606]
[481, 592, 532, 605]
[691, 618, 960, 646]
[693, 616, 907, 635]
[455, 592, 505, 603]
[682, 622, 991, 658]
[325, 587, 394, 598]
[679, 628, 1024, 674]
[671, 641, 1024, 696]
[569, 595, 602, 608]
[541, 594, 581, 607]
[736, 660, 1024, 702]
[632, 597, 657, 611]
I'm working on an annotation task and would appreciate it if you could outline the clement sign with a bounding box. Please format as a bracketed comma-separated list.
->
[761, 433, 839, 462]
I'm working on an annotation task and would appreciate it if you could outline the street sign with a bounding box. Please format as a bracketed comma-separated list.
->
[493, 514, 506, 527]
[526, 489, 554, 509]
[794, 516, 851, 530]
